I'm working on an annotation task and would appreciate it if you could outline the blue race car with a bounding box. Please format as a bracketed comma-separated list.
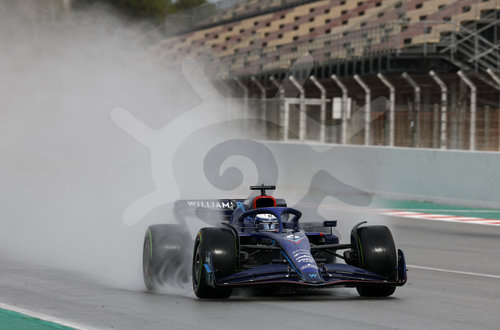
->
[142, 185, 407, 299]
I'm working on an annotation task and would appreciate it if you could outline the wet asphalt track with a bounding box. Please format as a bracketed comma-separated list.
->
[1, 215, 499, 330]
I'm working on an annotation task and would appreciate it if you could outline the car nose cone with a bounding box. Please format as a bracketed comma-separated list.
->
[303, 272, 325, 284]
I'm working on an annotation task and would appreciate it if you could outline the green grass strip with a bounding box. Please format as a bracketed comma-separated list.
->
[0, 308, 76, 330]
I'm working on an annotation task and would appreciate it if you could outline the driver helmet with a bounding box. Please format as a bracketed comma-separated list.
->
[255, 213, 279, 232]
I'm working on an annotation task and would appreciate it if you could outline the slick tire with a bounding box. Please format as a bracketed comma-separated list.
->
[354, 225, 397, 297]
[192, 227, 237, 299]
[143, 224, 191, 291]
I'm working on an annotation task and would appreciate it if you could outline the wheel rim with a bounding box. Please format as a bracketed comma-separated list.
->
[193, 242, 201, 290]
[143, 236, 151, 277]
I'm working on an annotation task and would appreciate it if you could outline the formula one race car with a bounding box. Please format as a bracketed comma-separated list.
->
[142, 185, 407, 299]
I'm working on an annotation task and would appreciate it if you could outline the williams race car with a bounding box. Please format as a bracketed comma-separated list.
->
[142, 185, 407, 299]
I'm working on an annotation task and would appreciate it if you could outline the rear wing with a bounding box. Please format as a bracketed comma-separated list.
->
[173, 199, 242, 226]
[173, 198, 287, 225]
[175, 199, 240, 211]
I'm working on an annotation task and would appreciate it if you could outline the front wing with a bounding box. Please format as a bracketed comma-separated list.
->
[206, 249, 407, 288]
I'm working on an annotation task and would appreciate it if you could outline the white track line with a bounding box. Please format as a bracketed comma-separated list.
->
[408, 265, 500, 280]
[382, 210, 500, 226]
[379, 208, 500, 214]
[0, 302, 95, 330]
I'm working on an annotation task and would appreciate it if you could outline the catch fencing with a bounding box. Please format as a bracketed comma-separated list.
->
[230, 70, 500, 151]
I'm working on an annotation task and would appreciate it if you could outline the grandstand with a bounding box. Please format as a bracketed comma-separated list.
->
[160, 0, 500, 151]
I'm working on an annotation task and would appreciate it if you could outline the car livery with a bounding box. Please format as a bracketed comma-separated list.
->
[143, 185, 407, 299]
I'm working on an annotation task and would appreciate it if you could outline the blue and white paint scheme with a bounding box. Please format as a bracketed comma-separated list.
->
[203, 206, 407, 287]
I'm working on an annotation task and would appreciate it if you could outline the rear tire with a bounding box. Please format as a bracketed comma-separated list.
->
[353, 225, 397, 297]
[143, 224, 191, 291]
[192, 227, 237, 299]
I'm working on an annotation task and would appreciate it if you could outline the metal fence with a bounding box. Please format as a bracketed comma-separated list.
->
[230, 70, 500, 152]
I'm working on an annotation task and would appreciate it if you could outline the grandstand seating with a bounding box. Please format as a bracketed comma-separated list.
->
[197, 0, 300, 27]
[158, 0, 499, 77]
[402, 0, 500, 46]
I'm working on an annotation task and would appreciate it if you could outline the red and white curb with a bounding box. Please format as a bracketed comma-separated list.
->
[381, 210, 500, 226]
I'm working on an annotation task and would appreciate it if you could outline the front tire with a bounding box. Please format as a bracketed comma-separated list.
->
[353, 225, 397, 297]
[143, 224, 191, 291]
[192, 227, 237, 299]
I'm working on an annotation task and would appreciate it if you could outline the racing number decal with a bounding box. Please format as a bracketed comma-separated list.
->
[285, 234, 305, 243]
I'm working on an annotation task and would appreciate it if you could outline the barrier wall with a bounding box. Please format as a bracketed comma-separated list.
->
[267, 141, 500, 209]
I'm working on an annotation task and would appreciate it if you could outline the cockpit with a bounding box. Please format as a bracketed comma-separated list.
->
[230, 185, 300, 232]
